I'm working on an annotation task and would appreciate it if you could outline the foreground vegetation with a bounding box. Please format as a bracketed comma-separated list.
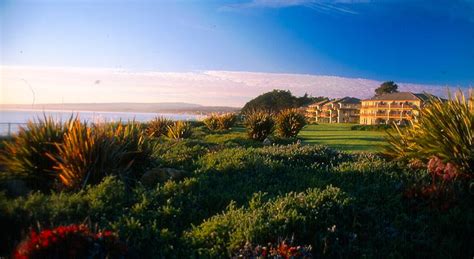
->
[0, 93, 473, 257]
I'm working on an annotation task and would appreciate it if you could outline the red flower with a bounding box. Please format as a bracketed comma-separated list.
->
[13, 224, 125, 259]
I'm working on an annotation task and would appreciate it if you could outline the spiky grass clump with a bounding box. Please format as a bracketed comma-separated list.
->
[217, 113, 237, 130]
[146, 116, 172, 137]
[203, 113, 237, 131]
[385, 90, 474, 174]
[167, 121, 193, 140]
[203, 115, 220, 131]
[48, 120, 153, 190]
[243, 111, 275, 141]
[275, 109, 306, 138]
[0, 115, 71, 191]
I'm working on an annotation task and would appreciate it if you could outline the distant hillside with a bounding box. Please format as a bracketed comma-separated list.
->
[0, 103, 240, 115]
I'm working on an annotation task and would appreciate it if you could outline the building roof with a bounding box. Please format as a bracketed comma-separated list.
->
[364, 92, 432, 101]
[308, 97, 360, 107]
[309, 98, 331, 107]
[333, 97, 361, 104]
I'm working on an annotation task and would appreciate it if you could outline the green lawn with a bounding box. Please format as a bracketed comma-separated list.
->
[298, 123, 388, 152]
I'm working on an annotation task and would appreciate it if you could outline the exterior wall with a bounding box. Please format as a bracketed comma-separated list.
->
[359, 99, 422, 125]
[305, 101, 360, 123]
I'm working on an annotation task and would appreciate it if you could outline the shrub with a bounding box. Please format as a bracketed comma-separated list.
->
[152, 139, 210, 170]
[385, 90, 474, 174]
[146, 116, 172, 137]
[243, 111, 275, 141]
[233, 240, 312, 258]
[185, 186, 354, 257]
[351, 124, 392, 131]
[257, 144, 349, 168]
[167, 121, 192, 140]
[275, 109, 307, 138]
[13, 224, 125, 259]
[0, 115, 72, 191]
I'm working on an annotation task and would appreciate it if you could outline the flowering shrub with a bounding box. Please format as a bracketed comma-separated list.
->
[427, 156, 460, 182]
[403, 156, 465, 211]
[13, 224, 126, 259]
[234, 240, 312, 258]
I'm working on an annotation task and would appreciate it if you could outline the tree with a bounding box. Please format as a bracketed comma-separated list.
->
[375, 81, 399, 96]
[241, 89, 325, 114]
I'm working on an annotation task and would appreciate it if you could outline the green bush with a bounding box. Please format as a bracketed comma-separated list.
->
[152, 139, 210, 170]
[185, 186, 354, 257]
[167, 121, 193, 140]
[146, 116, 172, 137]
[257, 144, 350, 168]
[385, 91, 474, 174]
[243, 111, 275, 141]
[0, 115, 72, 191]
[275, 109, 306, 138]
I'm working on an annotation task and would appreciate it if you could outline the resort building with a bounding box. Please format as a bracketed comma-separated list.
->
[359, 92, 431, 125]
[306, 97, 361, 123]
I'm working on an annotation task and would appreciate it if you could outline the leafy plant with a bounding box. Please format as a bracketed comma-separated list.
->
[385, 90, 474, 174]
[0, 115, 72, 191]
[185, 186, 354, 257]
[275, 109, 306, 138]
[146, 117, 172, 138]
[167, 121, 192, 140]
[243, 111, 275, 141]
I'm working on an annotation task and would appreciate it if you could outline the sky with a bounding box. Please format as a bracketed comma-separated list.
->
[1, 0, 473, 106]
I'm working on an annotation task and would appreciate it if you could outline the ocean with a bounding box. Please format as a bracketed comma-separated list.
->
[0, 109, 204, 136]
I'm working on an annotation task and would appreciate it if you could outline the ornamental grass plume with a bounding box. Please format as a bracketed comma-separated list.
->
[385, 89, 473, 174]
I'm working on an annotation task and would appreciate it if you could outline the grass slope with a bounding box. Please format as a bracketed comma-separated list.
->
[299, 123, 388, 152]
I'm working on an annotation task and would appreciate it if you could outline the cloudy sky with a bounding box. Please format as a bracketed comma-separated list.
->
[1, 0, 473, 106]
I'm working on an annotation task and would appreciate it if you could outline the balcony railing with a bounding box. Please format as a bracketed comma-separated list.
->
[361, 104, 417, 109]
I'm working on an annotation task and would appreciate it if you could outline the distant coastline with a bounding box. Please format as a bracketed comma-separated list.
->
[0, 103, 241, 115]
